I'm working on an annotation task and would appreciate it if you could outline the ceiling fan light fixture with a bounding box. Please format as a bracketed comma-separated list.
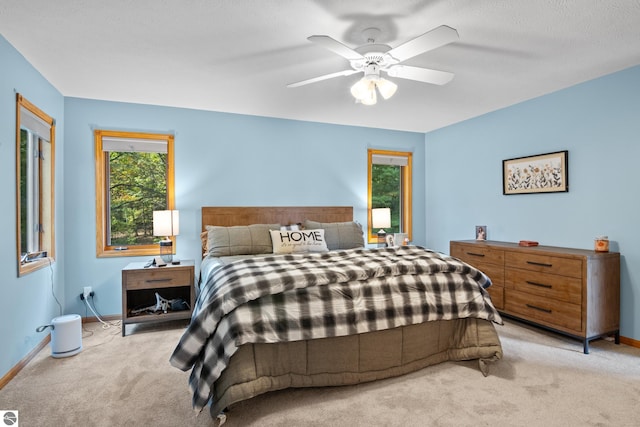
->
[350, 75, 396, 105]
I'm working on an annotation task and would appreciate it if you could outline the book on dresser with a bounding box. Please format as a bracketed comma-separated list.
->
[450, 240, 620, 354]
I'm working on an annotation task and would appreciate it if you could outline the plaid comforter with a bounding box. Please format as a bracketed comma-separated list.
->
[170, 246, 502, 411]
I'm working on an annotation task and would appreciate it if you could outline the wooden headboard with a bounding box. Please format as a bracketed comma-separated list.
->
[201, 206, 353, 231]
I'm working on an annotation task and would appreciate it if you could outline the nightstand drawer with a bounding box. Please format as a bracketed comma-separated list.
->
[505, 268, 581, 304]
[505, 289, 581, 331]
[451, 244, 504, 266]
[125, 269, 191, 290]
[505, 252, 582, 278]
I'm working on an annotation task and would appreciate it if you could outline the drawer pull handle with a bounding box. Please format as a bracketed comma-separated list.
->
[146, 278, 172, 283]
[526, 304, 552, 314]
[526, 280, 552, 289]
[526, 261, 552, 268]
[466, 252, 485, 257]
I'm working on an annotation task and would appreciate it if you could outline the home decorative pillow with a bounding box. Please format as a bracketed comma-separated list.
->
[269, 229, 329, 254]
[206, 224, 280, 256]
[303, 220, 364, 250]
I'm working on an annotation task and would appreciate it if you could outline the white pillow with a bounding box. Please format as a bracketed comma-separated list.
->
[270, 229, 329, 254]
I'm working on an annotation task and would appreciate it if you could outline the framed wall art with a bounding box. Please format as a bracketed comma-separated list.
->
[503, 150, 568, 195]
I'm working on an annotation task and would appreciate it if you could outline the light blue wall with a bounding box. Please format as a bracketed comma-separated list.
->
[62, 99, 426, 317]
[425, 65, 640, 341]
[0, 36, 65, 378]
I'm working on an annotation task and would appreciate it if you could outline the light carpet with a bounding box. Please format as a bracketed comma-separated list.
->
[1, 319, 638, 427]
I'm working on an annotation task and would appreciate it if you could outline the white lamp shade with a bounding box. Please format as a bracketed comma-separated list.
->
[360, 88, 377, 105]
[153, 210, 180, 237]
[376, 78, 398, 100]
[351, 78, 377, 105]
[371, 208, 391, 229]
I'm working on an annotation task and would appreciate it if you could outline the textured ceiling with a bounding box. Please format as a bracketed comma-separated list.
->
[1, 0, 640, 133]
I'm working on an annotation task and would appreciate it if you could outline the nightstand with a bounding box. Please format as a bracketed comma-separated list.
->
[121, 260, 195, 336]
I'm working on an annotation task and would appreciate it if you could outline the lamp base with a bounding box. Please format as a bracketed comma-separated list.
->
[377, 230, 387, 248]
[159, 240, 173, 263]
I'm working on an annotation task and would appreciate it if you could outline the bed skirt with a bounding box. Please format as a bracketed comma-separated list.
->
[211, 317, 502, 416]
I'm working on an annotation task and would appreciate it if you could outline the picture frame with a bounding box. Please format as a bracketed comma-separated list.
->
[385, 234, 396, 247]
[503, 150, 568, 195]
[475, 225, 487, 241]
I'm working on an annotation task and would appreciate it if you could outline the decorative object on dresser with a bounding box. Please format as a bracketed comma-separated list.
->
[475, 225, 487, 240]
[121, 260, 194, 336]
[503, 150, 568, 195]
[450, 240, 620, 353]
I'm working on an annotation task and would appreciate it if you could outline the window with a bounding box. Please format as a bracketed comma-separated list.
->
[367, 149, 412, 244]
[16, 94, 55, 276]
[95, 130, 175, 257]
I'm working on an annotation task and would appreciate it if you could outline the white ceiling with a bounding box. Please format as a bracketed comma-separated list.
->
[2, 0, 640, 133]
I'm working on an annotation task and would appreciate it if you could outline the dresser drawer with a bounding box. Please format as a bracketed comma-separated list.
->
[451, 244, 504, 266]
[477, 263, 504, 287]
[505, 251, 582, 278]
[505, 268, 581, 305]
[505, 289, 581, 332]
[125, 269, 192, 290]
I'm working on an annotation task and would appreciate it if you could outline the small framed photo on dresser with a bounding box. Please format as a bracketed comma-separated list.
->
[475, 225, 487, 241]
[385, 234, 396, 247]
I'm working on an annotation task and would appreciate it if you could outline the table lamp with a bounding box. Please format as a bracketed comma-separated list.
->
[371, 208, 391, 247]
[153, 210, 179, 263]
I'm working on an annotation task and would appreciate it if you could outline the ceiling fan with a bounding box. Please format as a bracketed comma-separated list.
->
[287, 25, 459, 105]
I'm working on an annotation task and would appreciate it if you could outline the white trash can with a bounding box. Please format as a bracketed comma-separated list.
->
[50, 314, 83, 358]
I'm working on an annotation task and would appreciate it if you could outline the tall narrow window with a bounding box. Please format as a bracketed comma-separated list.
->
[367, 149, 412, 244]
[16, 94, 56, 276]
[95, 130, 175, 257]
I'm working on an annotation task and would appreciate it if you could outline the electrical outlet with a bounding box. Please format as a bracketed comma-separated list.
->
[83, 286, 92, 299]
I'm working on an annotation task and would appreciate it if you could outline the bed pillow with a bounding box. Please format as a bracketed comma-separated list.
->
[280, 223, 301, 231]
[200, 230, 209, 256]
[303, 220, 364, 250]
[269, 229, 329, 254]
[206, 224, 280, 256]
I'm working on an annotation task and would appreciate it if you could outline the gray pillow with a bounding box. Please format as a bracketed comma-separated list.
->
[206, 224, 280, 256]
[302, 220, 364, 250]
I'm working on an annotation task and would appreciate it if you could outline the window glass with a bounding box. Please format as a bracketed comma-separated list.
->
[95, 130, 174, 257]
[367, 149, 412, 244]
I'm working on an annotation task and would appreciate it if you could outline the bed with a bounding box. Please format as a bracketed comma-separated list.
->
[170, 206, 503, 418]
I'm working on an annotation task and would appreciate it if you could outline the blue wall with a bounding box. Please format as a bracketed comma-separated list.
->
[425, 65, 640, 341]
[0, 36, 66, 378]
[62, 99, 426, 317]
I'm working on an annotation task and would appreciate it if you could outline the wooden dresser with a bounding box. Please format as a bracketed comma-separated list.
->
[450, 240, 620, 353]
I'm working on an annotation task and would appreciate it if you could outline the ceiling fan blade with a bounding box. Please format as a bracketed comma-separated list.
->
[307, 35, 365, 61]
[287, 69, 359, 88]
[385, 65, 454, 85]
[386, 25, 458, 63]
